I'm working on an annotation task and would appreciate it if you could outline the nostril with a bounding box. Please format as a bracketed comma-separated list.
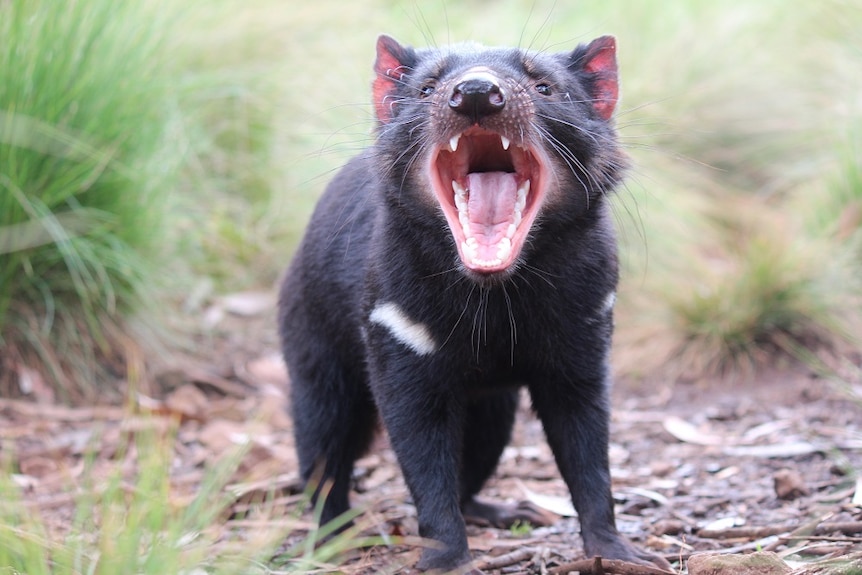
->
[487, 86, 504, 108]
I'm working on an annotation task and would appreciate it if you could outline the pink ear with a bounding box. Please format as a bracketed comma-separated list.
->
[373, 35, 409, 124]
[581, 36, 618, 121]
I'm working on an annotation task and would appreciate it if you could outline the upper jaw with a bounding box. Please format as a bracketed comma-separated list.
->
[429, 126, 548, 275]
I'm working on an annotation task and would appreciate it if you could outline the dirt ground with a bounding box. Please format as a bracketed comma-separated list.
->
[2, 293, 861, 574]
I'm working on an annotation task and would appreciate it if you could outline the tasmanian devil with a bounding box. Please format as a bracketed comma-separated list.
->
[278, 35, 671, 573]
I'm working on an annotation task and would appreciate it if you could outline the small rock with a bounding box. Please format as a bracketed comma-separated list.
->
[773, 468, 809, 500]
[651, 460, 676, 477]
[687, 551, 791, 575]
[652, 518, 686, 536]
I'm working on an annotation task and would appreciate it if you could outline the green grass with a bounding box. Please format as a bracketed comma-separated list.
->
[0, 0, 186, 399]
[0, 0, 287, 397]
[0, 421, 389, 575]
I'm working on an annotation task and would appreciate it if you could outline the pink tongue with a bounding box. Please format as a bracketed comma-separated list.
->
[466, 172, 518, 248]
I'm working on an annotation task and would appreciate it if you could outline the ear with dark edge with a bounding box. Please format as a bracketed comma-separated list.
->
[373, 35, 415, 124]
[571, 35, 619, 121]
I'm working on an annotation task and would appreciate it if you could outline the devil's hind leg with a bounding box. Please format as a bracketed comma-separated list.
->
[286, 336, 377, 526]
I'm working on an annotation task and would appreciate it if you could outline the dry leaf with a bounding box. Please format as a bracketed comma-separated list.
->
[853, 477, 862, 507]
[517, 480, 576, 517]
[663, 416, 729, 446]
[16, 363, 55, 403]
[165, 384, 210, 422]
[701, 516, 745, 532]
[724, 442, 820, 458]
[773, 468, 809, 500]
[219, 291, 274, 317]
[19, 456, 58, 478]
[242, 353, 289, 387]
[621, 487, 669, 506]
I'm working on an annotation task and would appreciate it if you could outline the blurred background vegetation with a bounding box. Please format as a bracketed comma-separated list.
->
[0, 0, 860, 401]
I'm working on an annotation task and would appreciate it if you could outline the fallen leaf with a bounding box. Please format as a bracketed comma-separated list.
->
[16, 363, 54, 404]
[773, 468, 809, 500]
[724, 442, 821, 458]
[663, 416, 730, 446]
[165, 384, 210, 422]
[853, 477, 862, 507]
[219, 291, 274, 317]
[517, 480, 576, 517]
[239, 353, 289, 387]
[620, 487, 669, 506]
[743, 420, 792, 441]
[19, 456, 58, 478]
[701, 516, 745, 531]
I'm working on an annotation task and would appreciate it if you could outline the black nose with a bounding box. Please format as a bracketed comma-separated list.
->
[449, 77, 505, 122]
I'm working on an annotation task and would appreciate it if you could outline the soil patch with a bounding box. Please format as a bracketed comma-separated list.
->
[2, 300, 860, 573]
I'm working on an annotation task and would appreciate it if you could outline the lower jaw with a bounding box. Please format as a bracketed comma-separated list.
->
[458, 257, 521, 285]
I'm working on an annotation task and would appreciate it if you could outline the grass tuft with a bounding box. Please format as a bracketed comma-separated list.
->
[0, 421, 393, 575]
[0, 0, 186, 399]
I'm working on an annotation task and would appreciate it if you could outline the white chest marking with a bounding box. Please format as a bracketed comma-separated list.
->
[369, 302, 437, 356]
[602, 291, 617, 314]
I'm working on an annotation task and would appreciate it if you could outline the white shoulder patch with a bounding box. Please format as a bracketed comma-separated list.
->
[602, 291, 617, 314]
[369, 301, 437, 356]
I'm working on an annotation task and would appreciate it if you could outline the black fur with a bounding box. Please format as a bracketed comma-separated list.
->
[279, 36, 669, 573]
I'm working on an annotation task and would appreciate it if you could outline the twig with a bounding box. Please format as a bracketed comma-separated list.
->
[697, 525, 787, 539]
[782, 535, 862, 543]
[697, 521, 862, 540]
[548, 556, 675, 575]
[476, 547, 538, 570]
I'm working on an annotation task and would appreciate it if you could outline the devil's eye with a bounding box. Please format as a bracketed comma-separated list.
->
[535, 83, 552, 96]
[419, 82, 436, 97]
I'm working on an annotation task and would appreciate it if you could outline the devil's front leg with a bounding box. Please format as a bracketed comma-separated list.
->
[366, 349, 474, 572]
[527, 360, 672, 570]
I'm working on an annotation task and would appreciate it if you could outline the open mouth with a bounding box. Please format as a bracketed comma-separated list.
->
[429, 126, 547, 273]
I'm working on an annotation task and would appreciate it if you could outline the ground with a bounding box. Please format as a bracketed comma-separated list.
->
[2, 293, 861, 574]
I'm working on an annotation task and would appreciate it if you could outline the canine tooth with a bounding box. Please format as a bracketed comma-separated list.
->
[506, 223, 517, 238]
[449, 134, 461, 152]
[466, 237, 478, 248]
[501, 135, 510, 150]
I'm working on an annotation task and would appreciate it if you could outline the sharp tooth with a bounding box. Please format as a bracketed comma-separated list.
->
[515, 179, 530, 213]
[466, 237, 478, 248]
[517, 179, 530, 200]
[501, 135, 510, 150]
[449, 134, 461, 152]
[453, 180, 468, 212]
[462, 240, 478, 259]
[453, 179, 467, 197]
[506, 223, 517, 238]
[496, 237, 512, 261]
